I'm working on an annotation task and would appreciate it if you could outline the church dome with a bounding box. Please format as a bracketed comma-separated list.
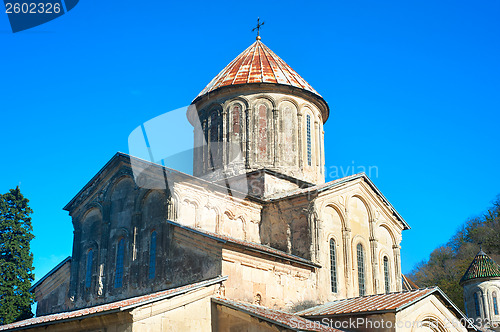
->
[192, 40, 327, 116]
[189, 38, 329, 187]
[460, 250, 500, 285]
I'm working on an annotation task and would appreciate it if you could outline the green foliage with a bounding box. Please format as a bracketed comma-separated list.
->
[0, 187, 35, 325]
[408, 195, 500, 312]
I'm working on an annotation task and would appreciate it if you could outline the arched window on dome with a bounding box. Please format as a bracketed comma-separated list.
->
[383, 256, 390, 294]
[257, 104, 268, 162]
[229, 104, 242, 162]
[306, 114, 312, 166]
[209, 110, 221, 169]
[85, 249, 93, 289]
[474, 292, 481, 317]
[114, 238, 125, 288]
[329, 239, 337, 293]
[357, 243, 365, 296]
[493, 291, 499, 315]
[148, 231, 157, 280]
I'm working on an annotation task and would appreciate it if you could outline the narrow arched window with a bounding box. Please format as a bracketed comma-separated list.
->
[209, 111, 219, 168]
[85, 249, 93, 289]
[474, 292, 481, 316]
[357, 243, 365, 296]
[306, 114, 312, 166]
[330, 239, 337, 293]
[493, 291, 499, 315]
[149, 231, 157, 279]
[383, 256, 390, 294]
[114, 238, 125, 288]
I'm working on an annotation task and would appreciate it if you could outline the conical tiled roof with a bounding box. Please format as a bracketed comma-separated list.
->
[194, 40, 321, 101]
[460, 250, 500, 285]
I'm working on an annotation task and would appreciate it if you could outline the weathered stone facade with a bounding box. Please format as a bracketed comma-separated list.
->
[10, 38, 474, 332]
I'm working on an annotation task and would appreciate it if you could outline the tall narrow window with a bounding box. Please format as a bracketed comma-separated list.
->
[493, 292, 499, 315]
[357, 243, 365, 296]
[306, 114, 312, 166]
[85, 249, 93, 289]
[330, 239, 337, 293]
[474, 292, 481, 317]
[149, 231, 157, 279]
[209, 111, 219, 168]
[114, 238, 124, 288]
[257, 104, 268, 161]
[383, 256, 390, 294]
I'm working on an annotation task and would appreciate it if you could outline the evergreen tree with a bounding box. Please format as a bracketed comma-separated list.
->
[0, 187, 35, 325]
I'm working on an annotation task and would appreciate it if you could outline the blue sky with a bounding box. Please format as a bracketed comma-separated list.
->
[1, 0, 499, 284]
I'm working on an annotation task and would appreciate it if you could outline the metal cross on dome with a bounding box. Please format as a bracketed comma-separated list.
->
[252, 17, 265, 40]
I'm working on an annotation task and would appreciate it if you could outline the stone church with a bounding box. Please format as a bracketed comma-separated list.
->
[1, 38, 478, 331]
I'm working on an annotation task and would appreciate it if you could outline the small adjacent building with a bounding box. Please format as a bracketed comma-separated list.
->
[460, 250, 500, 331]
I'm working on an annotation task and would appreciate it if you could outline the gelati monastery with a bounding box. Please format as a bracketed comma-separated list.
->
[2, 36, 500, 332]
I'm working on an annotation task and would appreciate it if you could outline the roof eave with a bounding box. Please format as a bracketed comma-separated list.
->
[191, 82, 330, 124]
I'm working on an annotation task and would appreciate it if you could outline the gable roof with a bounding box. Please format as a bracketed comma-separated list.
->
[167, 219, 320, 269]
[1, 276, 227, 331]
[212, 297, 343, 332]
[401, 274, 419, 291]
[267, 172, 410, 230]
[460, 250, 500, 285]
[29, 256, 71, 292]
[297, 287, 474, 330]
[297, 288, 437, 317]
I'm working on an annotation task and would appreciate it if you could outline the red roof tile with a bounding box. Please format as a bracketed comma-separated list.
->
[0, 276, 227, 331]
[297, 288, 438, 317]
[212, 297, 343, 332]
[195, 40, 321, 100]
[402, 274, 419, 291]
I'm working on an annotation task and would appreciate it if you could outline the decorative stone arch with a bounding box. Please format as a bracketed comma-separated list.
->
[140, 189, 168, 228]
[351, 235, 370, 260]
[276, 96, 300, 110]
[180, 196, 200, 227]
[323, 203, 347, 230]
[467, 285, 484, 298]
[222, 210, 246, 240]
[224, 96, 250, 110]
[204, 102, 223, 115]
[138, 189, 168, 211]
[377, 222, 397, 247]
[102, 172, 135, 204]
[299, 103, 317, 116]
[204, 203, 222, 233]
[78, 202, 103, 222]
[250, 94, 276, 109]
[170, 191, 181, 220]
[346, 193, 375, 225]
[413, 314, 448, 332]
[77, 205, 103, 230]
[325, 232, 342, 246]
